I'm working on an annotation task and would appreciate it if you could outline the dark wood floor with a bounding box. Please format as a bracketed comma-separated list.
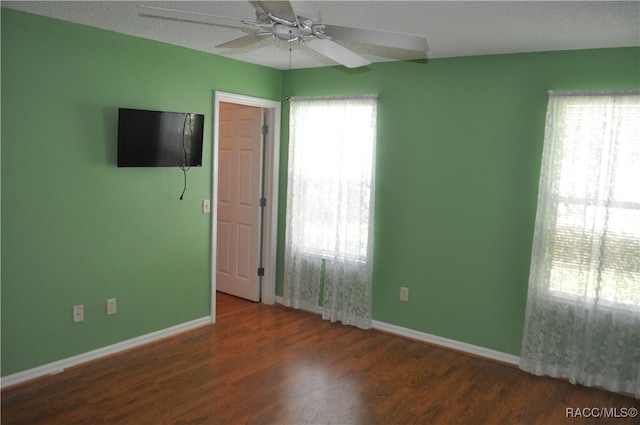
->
[2, 293, 638, 424]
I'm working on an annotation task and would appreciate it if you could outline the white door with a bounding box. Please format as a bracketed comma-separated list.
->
[216, 102, 262, 301]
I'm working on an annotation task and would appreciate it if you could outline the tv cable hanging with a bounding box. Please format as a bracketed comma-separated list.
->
[179, 113, 193, 200]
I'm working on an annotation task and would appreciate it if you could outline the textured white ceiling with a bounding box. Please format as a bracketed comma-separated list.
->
[3, 1, 639, 69]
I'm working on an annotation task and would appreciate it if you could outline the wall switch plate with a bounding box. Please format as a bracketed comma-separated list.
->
[400, 287, 409, 302]
[73, 305, 84, 322]
[202, 199, 211, 214]
[106, 298, 117, 315]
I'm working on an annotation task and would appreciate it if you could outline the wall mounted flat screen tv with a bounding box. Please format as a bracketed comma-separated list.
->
[117, 108, 204, 167]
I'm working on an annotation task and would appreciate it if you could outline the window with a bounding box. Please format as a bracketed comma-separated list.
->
[286, 96, 376, 260]
[520, 90, 640, 397]
[283, 95, 377, 329]
[542, 93, 640, 308]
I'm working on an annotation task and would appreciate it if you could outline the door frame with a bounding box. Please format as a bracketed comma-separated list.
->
[210, 91, 281, 321]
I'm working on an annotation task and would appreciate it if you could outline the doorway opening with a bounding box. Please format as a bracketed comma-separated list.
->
[211, 92, 281, 321]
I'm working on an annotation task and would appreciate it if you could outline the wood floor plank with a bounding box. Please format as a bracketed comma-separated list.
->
[2, 292, 638, 424]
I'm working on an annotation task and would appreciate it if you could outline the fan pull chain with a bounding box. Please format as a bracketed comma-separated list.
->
[286, 42, 292, 101]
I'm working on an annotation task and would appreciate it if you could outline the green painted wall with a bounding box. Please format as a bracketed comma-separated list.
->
[1, 9, 281, 376]
[276, 47, 640, 355]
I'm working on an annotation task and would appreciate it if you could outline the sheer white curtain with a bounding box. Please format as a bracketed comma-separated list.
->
[520, 91, 640, 397]
[284, 95, 377, 329]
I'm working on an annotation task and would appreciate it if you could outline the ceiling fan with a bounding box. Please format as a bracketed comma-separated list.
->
[139, 1, 429, 68]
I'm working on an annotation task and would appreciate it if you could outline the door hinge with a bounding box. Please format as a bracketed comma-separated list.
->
[257, 267, 265, 277]
[261, 125, 269, 135]
[259, 197, 267, 207]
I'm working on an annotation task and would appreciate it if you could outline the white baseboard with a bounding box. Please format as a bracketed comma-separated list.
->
[372, 320, 520, 366]
[274, 296, 520, 365]
[1, 316, 212, 389]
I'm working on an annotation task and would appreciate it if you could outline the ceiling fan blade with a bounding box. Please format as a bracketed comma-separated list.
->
[138, 5, 248, 25]
[289, 1, 322, 22]
[306, 39, 371, 68]
[216, 34, 265, 49]
[251, 1, 298, 25]
[322, 25, 429, 53]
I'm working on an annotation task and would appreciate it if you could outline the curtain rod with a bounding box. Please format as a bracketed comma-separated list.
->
[548, 89, 640, 97]
[288, 94, 378, 101]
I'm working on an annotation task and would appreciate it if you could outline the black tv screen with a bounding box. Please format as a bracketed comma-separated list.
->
[117, 108, 204, 167]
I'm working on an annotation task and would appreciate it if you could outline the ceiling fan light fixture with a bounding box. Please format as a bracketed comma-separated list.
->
[311, 24, 328, 39]
[297, 18, 314, 30]
[273, 23, 299, 41]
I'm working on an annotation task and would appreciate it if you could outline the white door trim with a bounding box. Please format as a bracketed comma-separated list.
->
[211, 91, 281, 321]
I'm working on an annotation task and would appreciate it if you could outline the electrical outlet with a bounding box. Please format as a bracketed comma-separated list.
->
[107, 298, 117, 315]
[202, 199, 211, 214]
[400, 287, 409, 302]
[73, 305, 84, 322]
